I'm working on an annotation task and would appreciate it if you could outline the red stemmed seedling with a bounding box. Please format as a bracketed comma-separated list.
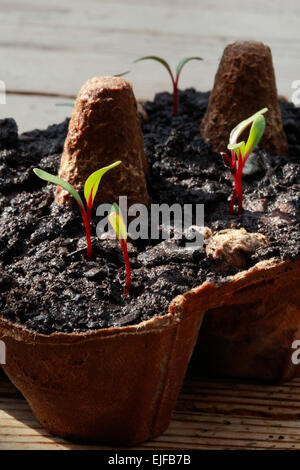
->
[33, 161, 121, 259]
[134, 56, 203, 116]
[108, 203, 131, 295]
[221, 108, 267, 215]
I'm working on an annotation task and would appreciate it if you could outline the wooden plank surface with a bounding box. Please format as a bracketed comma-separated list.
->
[2, 371, 300, 450]
[0, 0, 300, 132]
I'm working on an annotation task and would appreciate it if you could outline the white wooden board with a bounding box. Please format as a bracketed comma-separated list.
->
[0, 0, 299, 132]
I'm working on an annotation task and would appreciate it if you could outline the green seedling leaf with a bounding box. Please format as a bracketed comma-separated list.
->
[108, 203, 131, 294]
[55, 102, 74, 107]
[244, 114, 266, 156]
[113, 71, 131, 77]
[229, 108, 268, 147]
[223, 108, 268, 216]
[84, 161, 121, 208]
[134, 56, 174, 81]
[33, 168, 84, 208]
[176, 56, 203, 81]
[108, 203, 127, 241]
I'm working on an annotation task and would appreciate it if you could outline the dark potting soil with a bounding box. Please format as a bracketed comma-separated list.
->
[0, 90, 299, 334]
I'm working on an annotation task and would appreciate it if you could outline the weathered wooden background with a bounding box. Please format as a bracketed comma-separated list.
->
[0, 0, 299, 132]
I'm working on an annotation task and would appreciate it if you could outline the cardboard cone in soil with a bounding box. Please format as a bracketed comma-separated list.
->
[200, 41, 289, 157]
[55, 76, 149, 208]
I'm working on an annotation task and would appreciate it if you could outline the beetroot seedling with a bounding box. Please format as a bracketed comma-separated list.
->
[34, 161, 121, 259]
[134, 56, 203, 116]
[221, 108, 267, 215]
[108, 203, 131, 295]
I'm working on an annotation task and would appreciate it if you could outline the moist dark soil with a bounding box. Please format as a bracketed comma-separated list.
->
[0, 90, 299, 334]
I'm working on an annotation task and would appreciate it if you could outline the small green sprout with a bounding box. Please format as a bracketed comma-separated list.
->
[55, 103, 74, 107]
[221, 108, 268, 215]
[113, 71, 131, 77]
[134, 56, 203, 116]
[33, 161, 121, 259]
[108, 203, 131, 295]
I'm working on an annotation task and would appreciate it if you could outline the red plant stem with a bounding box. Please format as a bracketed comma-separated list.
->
[229, 184, 237, 215]
[229, 150, 237, 215]
[86, 209, 93, 260]
[237, 175, 243, 215]
[237, 157, 245, 215]
[82, 186, 95, 260]
[80, 207, 92, 260]
[221, 152, 233, 168]
[231, 162, 245, 215]
[85, 224, 92, 259]
[120, 239, 131, 295]
[228, 150, 246, 215]
[173, 79, 178, 116]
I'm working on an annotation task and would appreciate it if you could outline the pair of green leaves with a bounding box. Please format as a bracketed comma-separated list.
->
[134, 56, 203, 85]
[34, 164, 126, 240]
[228, 108, 268, 160]
[34, 161, 121, 211]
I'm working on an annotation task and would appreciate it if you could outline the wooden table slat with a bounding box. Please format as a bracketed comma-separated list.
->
[2, 371, 300, 450]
